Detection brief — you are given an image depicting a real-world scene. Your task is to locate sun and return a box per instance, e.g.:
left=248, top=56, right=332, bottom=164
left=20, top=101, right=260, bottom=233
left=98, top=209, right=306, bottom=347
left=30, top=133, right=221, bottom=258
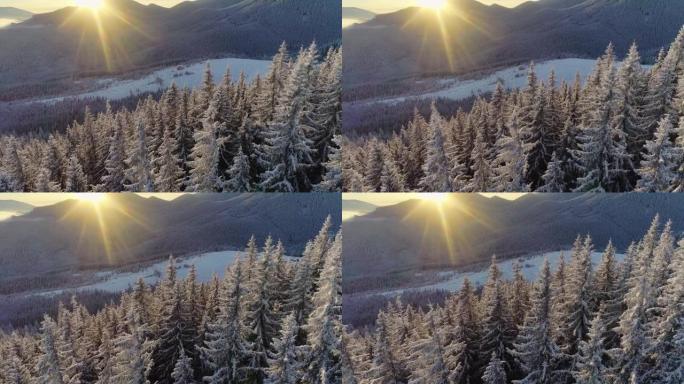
left=418, top=0, right=448, bottom=11
left=74, top=193, right=107, bottom=204
left=420, top=193, right=450, bottom=205
left=75, top=0, right=105, bottom=10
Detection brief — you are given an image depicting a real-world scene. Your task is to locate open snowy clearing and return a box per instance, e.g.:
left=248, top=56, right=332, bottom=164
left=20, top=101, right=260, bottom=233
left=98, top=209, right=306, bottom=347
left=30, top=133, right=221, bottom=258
left=381, top=249, right=625, bottom=297
left=374, top=58, right=627, bottom=106
left=39, top=56, right=272, bottom=104
left=41, top=250, right=294, bottom=296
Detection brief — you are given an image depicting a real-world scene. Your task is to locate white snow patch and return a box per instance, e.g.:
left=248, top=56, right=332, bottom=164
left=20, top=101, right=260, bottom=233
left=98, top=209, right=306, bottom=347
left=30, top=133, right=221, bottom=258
left=376, top=59, right=637, bottom=105
left=384, top=250, right=625, bottom=297
left=41, top=250, right=294, bottom=296
left=40, top=57, right=272, bottom=103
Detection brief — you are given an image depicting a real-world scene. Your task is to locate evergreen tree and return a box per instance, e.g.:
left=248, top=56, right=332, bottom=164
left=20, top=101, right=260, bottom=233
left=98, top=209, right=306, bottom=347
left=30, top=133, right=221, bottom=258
left=419, top=104, right=451, bottom=192
left=224, top=148, right=252, bottom=192
left=187, top=102, right=222, bottom=192
left=494, top=107, right=529, bottom=192
left=538, top=151, right=565, bottom=192
left=512, top=259, right=563, bottom=384
left=573, top=306, right=609, bottom=384
left=636, top=116, right=679, bottom=191
left=65, top=154, right=87, bottom=192
left=171, top=347, right=195, bottom=384
left=124, top=118, right=154, bottom=192
left=259, top=45, right=317, bottom=192
left=100, top=120, right=126, bottom=192
left=202, top=260, right=248, bottom=383
left=267, top=313, right=301, bottom=384
left=300, top=232, right=343, bottom=384
left=154, top=124, right=183, bottom=192
left=482, top=352, right=507, bottom=384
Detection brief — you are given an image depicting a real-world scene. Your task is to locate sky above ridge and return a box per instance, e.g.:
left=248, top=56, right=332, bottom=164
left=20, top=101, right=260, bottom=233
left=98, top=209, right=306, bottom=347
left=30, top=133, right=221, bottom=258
left=0, top=0, right=190, bottom=13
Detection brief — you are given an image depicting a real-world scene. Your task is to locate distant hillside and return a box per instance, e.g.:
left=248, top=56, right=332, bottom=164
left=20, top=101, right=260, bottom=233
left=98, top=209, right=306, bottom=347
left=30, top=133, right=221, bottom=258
left=343, top=199, right=378, bottom=215
left=343, top=193, right=684, bottom=282
left=0, top=200, right=33, bottom=213
left=343, top=7, right=375, bottom=21
left=0, top=0, right=340, bottom=94
left=344, top=0, right=684, bottom=85
left=0, top=7, right=33, bottom=20
left=0, top=193, right=341, bottom=279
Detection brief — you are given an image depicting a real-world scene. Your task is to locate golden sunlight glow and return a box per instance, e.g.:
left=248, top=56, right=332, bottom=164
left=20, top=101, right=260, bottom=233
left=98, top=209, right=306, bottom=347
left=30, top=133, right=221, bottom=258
left=419, top=193, right=449, bottom=204
left=74, top=193, right=107, bottom=204
left=418, top=0, right=447, bottom=10
left=75, top=0, right=105, bottom=10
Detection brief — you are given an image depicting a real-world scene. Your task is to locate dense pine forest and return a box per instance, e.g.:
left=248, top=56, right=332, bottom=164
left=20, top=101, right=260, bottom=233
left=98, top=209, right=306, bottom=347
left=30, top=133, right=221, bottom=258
left=0, top=218, right=343, bottom=384
left=0, top=43, right=342, bottom=192
left=344, top=28, right=684, bottom=193
left=344, top=215, right=684, bottom=383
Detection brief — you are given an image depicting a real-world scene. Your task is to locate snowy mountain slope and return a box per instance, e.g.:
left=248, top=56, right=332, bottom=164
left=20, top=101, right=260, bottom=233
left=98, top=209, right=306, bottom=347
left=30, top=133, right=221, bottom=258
left=0, top=0, right=340, bottom=95
left=41, top=250, right=296, bottom=295
left=380, top=250, right=625, bottom=297
left=373, top=59, right=599, bottom=105
left=344, top=0, right=684, bottom=86
left=0, top=193, right=341, bottom=279
left=343, top=193, right=684, bottom=283
left=39, top=56, right=271, bottom=103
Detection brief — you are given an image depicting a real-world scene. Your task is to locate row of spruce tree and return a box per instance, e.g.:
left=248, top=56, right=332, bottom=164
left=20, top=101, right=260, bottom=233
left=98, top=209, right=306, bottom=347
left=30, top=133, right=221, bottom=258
left=343, top=215, right=684, bottom=384
left=0, top=218, right=343, bottom=384
left=0, top=43, right=342, bottom=193
left=344, top=27, right=684, bottom=193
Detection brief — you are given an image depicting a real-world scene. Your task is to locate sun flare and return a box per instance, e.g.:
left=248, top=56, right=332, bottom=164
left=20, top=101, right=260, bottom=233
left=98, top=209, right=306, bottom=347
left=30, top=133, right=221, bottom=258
left=418, top=0, right=448, bottom=11
left=75, top=193, right=107, bottom=204
left=75, top=0, right=105, bottom=10
left=420, top=193, right=450, bottom=205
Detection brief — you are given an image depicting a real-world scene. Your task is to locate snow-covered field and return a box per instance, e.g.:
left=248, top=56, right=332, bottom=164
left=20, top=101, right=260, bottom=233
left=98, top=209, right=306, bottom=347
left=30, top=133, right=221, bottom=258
left=376, top=59, right=604, bottom=105
left=41, top=250, right=294, bottom=296
left=40, top=56, right=272, bottom=103
left=382, top=250, right=625, bottom=297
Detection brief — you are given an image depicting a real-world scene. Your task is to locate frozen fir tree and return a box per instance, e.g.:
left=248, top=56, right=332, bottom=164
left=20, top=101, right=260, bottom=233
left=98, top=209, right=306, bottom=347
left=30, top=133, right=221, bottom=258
left=124, top=118, right=154, bottom=192
left=482, top=353, right=507, bottom=384
left=419, top=104, right=451, bottom=192
left=154, top=124, right=183, bottom=192
left=99, top=120, right=126, bottom=192
left=538, top=151, right=565, bottom=192
left=259, top=44, right=317, bottom=192
left=573, top=305, right=609, bottom=384
left=65, top=154, right=87, bottom=192
left=636, top=116, right=679, bottom=192
left=512, top=259, right=563, bottom=384
left=187, top=101, right=222, bottom=192
left=494, top=107, right=529, bottom=192
left=170, top=347, right=195, bottom=384
left=224, top=148, right=252, bottom=192
left=267, top=313, right=301, bottom=384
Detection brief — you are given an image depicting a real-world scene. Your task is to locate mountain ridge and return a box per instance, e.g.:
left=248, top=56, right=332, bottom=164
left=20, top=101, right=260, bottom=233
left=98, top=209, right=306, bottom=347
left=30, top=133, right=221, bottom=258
left=0, top=0, right=340, bottom=94
left=344, top=0, right=684, bottom=86
left=0, top=193, right=341, bottom=279
left=343, top=193, right=684, bottom=282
